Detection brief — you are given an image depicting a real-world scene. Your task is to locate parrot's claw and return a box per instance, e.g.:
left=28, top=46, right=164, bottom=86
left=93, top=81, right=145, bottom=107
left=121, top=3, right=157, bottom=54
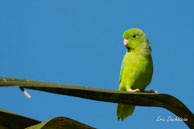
left=129, top=88, right=140, bottom=92
left=143, top=90, right=158, bottom=94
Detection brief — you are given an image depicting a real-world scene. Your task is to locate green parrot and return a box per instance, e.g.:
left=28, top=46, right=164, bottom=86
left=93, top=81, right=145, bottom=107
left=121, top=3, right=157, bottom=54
left=117, top=28, right=155, bottom=121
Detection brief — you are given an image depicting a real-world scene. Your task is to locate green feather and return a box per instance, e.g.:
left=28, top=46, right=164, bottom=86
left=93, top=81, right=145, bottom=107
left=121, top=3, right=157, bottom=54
left=117, top=28, right=153, bottom=121
left=119, top=62, right=124, bottom=84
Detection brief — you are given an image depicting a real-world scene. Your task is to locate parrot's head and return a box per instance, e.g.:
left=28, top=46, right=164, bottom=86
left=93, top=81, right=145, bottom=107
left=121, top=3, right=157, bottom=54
left=123, top=28, right=151, bottom=52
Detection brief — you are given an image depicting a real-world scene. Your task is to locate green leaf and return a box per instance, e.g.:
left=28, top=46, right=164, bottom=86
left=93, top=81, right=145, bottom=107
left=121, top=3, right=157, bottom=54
left=0, top=108, right=40, bottom=129
left=0, top=108, right=95, bottom=129
left=0, top=77, right=194, bottom=128
left=26, top=117, right=95, bottom=129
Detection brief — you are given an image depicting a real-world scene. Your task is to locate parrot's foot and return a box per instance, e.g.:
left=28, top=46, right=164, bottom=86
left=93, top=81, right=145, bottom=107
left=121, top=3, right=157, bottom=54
left=143, top=90, right=158, bottom=94
left=129, top=88, right=140, bottom=92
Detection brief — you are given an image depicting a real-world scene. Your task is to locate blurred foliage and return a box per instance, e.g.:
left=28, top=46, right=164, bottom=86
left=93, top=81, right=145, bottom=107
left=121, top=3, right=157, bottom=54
left=0, top=109, right=95, bottom=129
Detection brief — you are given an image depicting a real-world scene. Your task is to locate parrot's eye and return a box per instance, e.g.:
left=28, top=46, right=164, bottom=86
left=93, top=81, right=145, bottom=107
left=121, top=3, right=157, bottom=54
left=132, top=35, right=136, bottom=38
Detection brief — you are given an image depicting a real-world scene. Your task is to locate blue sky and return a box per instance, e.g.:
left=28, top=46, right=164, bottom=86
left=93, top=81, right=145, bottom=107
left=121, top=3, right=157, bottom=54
left=0, top=0, right=194, bottom=129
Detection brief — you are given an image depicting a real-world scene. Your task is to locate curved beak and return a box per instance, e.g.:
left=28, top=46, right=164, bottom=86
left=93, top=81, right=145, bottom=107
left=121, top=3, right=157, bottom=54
left=123, top=39, right=129, bottom=48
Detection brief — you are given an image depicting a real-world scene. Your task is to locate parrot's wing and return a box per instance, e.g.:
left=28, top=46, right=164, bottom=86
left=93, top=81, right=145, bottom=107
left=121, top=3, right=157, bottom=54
left=119, top=62, right=124, bottom=84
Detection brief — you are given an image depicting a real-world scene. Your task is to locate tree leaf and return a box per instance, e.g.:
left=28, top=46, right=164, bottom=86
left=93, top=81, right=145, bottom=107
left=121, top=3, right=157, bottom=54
left=0, top=77, right=194, bottom=128
left=0, top=108, right=40, bottom=129
left=0, top=108, right=95, bottom=129
left=26, top=117, right=95, bottom=129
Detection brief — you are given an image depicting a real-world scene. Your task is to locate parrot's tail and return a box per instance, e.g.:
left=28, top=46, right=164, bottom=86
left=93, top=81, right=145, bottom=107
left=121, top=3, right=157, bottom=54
left=117, top=104, right=135, bottom=121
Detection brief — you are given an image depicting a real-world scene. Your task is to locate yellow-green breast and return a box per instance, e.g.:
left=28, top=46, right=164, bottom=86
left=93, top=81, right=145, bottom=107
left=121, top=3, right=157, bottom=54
left=119, top=51, right=153, bottom=91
